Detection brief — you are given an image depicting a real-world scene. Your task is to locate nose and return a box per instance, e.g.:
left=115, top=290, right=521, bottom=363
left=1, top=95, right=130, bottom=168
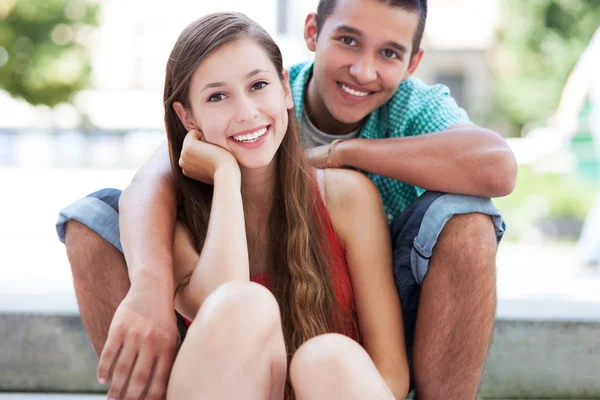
left=349, top=55, right=377, bottom=85
left=234, top=94, right=259, bottom=124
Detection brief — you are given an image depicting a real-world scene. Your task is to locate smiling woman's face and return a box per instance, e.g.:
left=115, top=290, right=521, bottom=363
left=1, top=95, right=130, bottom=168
left=174, top=39, right=294, bottom=170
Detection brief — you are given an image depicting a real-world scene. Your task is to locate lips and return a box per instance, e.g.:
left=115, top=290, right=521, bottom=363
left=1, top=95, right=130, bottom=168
left=230, top=126, right=268, bottom=143
left=230, top=125, right=269, bottom=143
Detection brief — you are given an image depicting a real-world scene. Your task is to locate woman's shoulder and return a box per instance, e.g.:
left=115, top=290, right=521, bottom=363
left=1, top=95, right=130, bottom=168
left=320, top=168, right=383, bottom=240
left=322, top=168, right=379, bottom=205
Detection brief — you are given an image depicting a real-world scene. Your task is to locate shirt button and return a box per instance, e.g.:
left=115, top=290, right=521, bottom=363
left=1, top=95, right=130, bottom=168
left=387, top=214, right=394, bottom=221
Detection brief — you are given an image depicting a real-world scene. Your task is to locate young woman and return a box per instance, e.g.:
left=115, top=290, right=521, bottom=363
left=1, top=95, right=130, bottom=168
left=163, top=12, right=409, bottom=399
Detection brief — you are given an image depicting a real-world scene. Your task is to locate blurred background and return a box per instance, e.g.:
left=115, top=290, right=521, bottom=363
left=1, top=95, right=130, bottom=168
left=1, top=0, right=599, bottom=322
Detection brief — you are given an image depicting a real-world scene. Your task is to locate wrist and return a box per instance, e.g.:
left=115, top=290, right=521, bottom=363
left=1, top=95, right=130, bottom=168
left=214, top=164, right=241, bottom=186
left=328, top=139, right=345, bottom=168
left=334, top=138, right=357, bottom=168
left=130, top=266, right=174, bottom=295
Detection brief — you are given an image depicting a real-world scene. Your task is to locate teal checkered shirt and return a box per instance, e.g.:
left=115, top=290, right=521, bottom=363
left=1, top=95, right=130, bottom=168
left=289, top=61, right=472, bottom=222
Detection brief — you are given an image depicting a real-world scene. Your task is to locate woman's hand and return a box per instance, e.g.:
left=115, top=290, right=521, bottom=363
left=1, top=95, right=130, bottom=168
left=179, top=129, right=240, bottom=184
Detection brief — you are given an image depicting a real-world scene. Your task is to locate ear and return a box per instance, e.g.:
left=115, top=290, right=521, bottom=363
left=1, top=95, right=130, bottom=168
left=282, top=69, right=294, bottom=110
left=303, top=13, right=318, bottom=52
left=173, top=101, right=197, bottom=131
left=402, top=48, right=425, bottom=81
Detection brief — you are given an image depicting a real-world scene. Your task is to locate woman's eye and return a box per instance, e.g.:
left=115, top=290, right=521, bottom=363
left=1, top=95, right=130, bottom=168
left=341, top=37, right=356, bottom=46
left=382, top=49, right=398, bottom=59
left=251, top=81, right=268, bottom=90
left=208, top=93, right=226, bottom=102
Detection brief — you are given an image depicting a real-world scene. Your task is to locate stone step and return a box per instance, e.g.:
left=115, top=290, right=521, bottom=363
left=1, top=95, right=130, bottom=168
left=1, top=313, right=599, bottom=398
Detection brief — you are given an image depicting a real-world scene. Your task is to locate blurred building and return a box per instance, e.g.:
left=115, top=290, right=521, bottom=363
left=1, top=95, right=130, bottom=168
left=0, top=0, right=500, bottom=168
left=417, top=0, right=500, bottom=122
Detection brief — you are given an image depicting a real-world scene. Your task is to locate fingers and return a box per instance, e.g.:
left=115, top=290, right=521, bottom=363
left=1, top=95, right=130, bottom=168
left=106, top=339, right=139, bottom=400
left=97, top=327, right=125, bottom=384
left=145, top=356, right=175, bottom=400
left=120, top=346, right=155, bottom=400
left=185, top=128, right=204, bottom=142
left=98, top=323, right=179, bottom=400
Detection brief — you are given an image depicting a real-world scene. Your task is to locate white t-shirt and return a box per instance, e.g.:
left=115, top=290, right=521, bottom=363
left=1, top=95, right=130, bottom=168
left=301, top=108, right=361, bottom=148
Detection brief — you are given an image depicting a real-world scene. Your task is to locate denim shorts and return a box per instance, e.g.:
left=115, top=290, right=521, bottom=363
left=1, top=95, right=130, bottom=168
left=389, top=191, right=505, bottom=373
left=57, top=188, right=505, bottom=365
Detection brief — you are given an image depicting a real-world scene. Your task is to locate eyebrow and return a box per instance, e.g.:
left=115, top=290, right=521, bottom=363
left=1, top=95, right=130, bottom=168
left=334, top=24, right=409, bottom=54
left=200, top=69, right=270, bottom=92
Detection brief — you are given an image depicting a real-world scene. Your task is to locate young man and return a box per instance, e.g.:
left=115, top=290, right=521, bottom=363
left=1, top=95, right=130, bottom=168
left=57, top=0, right=516, bottom=399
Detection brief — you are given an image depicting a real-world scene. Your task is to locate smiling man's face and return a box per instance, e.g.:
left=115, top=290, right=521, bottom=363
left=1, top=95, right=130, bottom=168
left=304, top=0, right=424, bottom=132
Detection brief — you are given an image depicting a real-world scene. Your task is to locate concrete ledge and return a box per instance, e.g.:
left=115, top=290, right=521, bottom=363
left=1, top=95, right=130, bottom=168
left=0, top=314, right=103, bottom=393
left=482, top=320, right=600, bottom=398
left=1, top=313, right=599, bottom=398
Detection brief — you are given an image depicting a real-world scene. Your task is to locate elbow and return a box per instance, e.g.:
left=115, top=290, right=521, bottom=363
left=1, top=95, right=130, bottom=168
left=482, top=146, right=518, bottom=198
left=119, top=172, right=176, bottom=211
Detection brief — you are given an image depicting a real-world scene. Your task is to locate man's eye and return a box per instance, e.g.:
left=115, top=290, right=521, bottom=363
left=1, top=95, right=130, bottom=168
left=382, top=49, right=398, bottom=59
left=341, top=37, right=356, bottom=46
left=208, top=93, right=226, bottom=102
left=251, top=81, right=269, bottom=90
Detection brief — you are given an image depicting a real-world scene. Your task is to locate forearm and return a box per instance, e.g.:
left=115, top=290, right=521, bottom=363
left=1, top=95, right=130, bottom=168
left=337, top=126, right=517, bottom=197
left=183, top=169, right=249, bottom=309
left=120, top=174, right=177, bottom=295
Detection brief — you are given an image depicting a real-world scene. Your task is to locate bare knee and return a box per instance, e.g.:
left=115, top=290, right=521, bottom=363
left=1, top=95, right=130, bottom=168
left=64, top=220, right=95, bottom=247
left=430, top=213, right=498, bottom=295
left=191, top=281, right=282, bottom=351
left=436, top=213, right=497, bottom=263
left=64, top=220, right=121, bottom=277
left=290, top=333, right=362, bottom=385
left=438, top=213, right=497, bottom=248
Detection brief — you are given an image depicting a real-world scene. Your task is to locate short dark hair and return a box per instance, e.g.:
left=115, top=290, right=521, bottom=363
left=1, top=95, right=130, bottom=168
left=315, top=0, right=427, bottom=57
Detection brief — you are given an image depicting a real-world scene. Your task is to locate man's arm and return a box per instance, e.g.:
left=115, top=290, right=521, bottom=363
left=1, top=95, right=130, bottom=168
left=119, top=141, right=177, bottom=292
left=333, top=124, right=517, bottom=198
left=98, top=141, right=181, bottom=400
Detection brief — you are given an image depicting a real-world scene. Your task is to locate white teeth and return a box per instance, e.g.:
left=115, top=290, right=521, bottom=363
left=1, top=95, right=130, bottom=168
left=232, top=127, right=268, bottom=143
left=341, top=84, right=369, bottom=97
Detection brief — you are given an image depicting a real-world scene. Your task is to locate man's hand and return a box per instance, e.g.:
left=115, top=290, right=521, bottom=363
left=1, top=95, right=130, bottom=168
left=97, top=285, right=179, bottom=400
left=305, top=141, right=344, bottom=169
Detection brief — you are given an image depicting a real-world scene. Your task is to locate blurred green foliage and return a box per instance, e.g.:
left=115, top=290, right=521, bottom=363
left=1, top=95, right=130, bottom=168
left=494, top=165, right=596, bottom=241
left=493, top=0, right=600, bottom=136
left=495, top=166, right=596, bottom=220
left=0, top=0, right=99, bottom=107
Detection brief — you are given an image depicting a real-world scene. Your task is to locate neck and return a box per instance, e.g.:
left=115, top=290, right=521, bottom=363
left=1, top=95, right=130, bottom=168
left=305, top=76, right=363, bottom=135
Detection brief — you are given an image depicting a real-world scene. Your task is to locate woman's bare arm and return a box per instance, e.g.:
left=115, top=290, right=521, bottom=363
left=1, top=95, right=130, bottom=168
left=325, top=168, right=410, bottom=400
left=171, top=137, right=250, bottom=320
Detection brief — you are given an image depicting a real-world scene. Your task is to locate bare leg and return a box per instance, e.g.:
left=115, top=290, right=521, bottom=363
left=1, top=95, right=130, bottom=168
left=64, top=220, right=130, bottom=355
left=290, top=333, right=394, bottom=400
left=413, top=213, right=497, bottom=400
left=167, top=281, right=287, bottom=400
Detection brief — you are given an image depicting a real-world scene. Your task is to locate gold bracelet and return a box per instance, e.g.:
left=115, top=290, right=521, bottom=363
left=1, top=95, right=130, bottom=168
left=327, top=139, right=344, bottom=168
